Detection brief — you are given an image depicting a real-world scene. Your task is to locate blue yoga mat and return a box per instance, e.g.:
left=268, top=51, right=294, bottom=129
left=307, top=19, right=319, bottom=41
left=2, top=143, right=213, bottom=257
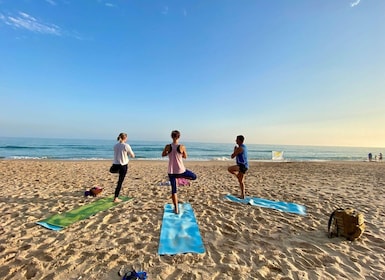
left=158, top=203, right=205, bottom=255
left=225, top=194, right=306, bottom=215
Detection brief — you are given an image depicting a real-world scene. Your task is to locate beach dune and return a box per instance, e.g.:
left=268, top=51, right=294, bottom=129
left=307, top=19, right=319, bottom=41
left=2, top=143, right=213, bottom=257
left=0, top=160, right=384, bottom=279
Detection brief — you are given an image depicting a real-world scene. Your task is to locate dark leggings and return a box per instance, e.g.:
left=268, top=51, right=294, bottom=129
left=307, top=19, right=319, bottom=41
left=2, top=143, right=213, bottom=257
left=114, top=164, right=128, bottom=198
left=169, top=169, right=197, bottom=194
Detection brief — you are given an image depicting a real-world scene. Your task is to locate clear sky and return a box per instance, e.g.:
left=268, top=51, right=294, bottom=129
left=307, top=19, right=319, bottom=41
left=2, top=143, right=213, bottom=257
left=1, top=0, right=384, bottom=147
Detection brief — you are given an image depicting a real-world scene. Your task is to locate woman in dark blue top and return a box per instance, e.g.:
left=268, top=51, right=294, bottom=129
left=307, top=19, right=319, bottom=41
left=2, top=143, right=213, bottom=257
left=228, top=135, right=248, bottom=199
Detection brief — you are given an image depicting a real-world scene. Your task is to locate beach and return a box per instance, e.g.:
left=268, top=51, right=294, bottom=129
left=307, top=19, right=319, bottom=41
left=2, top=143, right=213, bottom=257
left=0, top=160, right=384, bottom=280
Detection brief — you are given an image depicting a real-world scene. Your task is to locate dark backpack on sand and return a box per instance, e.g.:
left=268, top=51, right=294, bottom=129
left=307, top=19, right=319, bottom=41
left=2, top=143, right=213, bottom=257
left=122, top=270, right=147, bottom=280
left=328, top=208, right=365, bottom=241
left=109, top=164, right=120, bottom=173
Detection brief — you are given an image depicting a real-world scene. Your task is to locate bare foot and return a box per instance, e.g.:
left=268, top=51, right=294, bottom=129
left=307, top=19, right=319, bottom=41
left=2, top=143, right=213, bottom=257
left=113, top=197, right=122, bottom=203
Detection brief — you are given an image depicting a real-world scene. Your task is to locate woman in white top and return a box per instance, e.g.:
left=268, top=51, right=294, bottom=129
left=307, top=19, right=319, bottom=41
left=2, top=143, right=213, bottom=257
left=112, top=132, right=135, bottom=202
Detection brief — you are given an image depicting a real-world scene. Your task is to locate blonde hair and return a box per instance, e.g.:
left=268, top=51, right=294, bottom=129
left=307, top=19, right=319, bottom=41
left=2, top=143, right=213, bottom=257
left=117, top=133, right=127, bottom=141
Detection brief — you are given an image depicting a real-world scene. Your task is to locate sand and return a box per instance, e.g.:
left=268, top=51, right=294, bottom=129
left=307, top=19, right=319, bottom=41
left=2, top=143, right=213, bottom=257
left=0, top=159, right=384, bottom=280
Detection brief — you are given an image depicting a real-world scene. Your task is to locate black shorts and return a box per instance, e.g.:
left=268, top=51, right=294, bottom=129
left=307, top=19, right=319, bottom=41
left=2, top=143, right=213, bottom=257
left=239, top=164, right=248, bottom=174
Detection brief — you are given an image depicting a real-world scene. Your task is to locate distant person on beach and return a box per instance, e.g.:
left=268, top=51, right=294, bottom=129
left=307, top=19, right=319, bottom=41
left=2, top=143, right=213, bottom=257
left=368, top=153, right=373, bottom=162
left=112, top=133, right=135, bottom=202
left=379, top=153, right=383, bottom=161
left=228, top=135, right=249, bottom=199
left=162, top=130, right=197, bottom=214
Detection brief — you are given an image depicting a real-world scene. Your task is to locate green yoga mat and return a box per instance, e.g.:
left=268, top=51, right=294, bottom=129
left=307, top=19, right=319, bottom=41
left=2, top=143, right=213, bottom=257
left=37, top=196, right=132, bottom=231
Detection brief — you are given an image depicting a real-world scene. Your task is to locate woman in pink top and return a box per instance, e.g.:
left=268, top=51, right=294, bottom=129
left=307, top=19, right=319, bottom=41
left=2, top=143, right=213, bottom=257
left=162, top=130, right=197, bottom=214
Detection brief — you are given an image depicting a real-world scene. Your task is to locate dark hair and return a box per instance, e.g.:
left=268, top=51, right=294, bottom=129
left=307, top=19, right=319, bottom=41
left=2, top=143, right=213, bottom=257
left=237, top=135, right=245, bottom=142
left=171, top=130, right=180, bottom=139
left=117, top=133, right=127, bottom=141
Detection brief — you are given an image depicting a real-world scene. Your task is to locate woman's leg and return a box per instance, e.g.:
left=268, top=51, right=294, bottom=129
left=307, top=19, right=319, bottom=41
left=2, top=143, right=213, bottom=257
left=169, top=170, right=196, bottom=213
left=168, top=174, right=179, bottom=214
left=114, top=164, right=128, bottom=202
left=180, top=169, right=197, bottom=180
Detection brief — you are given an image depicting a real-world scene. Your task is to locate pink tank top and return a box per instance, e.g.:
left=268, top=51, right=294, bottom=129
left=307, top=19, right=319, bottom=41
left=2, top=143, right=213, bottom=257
left=168, top=143, right=186, bottom=174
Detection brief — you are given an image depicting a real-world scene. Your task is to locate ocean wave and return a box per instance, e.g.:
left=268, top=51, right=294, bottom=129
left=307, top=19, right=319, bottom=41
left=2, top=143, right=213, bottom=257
left=1, top=145, right=51, bottom=150
left=8, top=156, right=49, bottom=160
left=212, top=157, right=231, bottom=161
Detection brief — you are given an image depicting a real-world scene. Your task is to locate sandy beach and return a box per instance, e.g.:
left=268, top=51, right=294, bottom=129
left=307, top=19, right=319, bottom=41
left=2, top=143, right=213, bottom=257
left=0, top=159, right=384, bottom=279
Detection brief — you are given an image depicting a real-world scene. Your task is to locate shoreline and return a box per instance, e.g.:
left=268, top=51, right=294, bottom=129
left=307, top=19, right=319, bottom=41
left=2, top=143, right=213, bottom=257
left=1, top=158, right=383, bottom=163
left=0, top=160, right=384, bottom=279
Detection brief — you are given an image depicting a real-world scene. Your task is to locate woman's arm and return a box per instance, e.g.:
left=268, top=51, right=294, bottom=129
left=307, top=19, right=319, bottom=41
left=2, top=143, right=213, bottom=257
left=162, top=144, right=171, bottom=157
left=126, top=145, right=135, bottom=158
left=180, top=145, right=187, bottom=159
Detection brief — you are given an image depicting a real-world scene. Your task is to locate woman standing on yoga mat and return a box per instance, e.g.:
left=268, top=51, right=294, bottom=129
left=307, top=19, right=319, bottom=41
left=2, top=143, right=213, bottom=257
left=228, top=135, right=249, bottom=199
left=112, top=132, right=135, bottom=202
left=162, top=130, right=197, bottom=214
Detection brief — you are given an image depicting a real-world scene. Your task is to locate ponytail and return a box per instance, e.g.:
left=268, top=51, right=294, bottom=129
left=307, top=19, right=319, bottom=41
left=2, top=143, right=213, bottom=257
left=117, top=133, right=127, bottom=141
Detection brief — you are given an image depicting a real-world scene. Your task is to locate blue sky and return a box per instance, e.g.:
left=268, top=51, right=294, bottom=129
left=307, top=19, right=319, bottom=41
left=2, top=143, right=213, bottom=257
left=1, top=0, right=384, bottom=147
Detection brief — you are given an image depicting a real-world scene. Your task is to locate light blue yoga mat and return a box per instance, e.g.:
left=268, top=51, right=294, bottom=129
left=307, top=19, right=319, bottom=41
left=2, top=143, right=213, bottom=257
left=225, top=194, right=306, bottom=215
left=158, top=203, right=205, bottom=255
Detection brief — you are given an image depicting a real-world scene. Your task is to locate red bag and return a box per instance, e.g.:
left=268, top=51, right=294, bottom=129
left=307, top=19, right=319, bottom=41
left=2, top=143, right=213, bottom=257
left=85, top=186, right=103, bottom=197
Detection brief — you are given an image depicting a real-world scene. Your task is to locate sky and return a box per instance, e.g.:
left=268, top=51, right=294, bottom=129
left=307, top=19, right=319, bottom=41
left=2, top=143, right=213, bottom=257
left=0, top=0, right=384, bottom=147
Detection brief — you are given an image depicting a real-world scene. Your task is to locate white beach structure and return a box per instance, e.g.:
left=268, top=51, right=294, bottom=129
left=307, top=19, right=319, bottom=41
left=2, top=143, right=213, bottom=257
left=272, top=151, right=284, bottom=161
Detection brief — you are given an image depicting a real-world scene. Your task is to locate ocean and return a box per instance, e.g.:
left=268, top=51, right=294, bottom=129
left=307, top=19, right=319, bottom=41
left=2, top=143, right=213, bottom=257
left=0, top=137, right=383, bottom=162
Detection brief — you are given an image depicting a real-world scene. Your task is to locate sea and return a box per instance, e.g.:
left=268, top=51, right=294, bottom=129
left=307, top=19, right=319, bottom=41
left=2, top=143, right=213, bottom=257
left=0, top=137, right=383, bottom=162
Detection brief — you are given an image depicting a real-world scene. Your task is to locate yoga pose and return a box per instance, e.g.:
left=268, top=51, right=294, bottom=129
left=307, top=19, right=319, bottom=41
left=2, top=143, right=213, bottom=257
left=112, top=133, right=135, bottom=202
left=162, top=130, right=197, bottom=214
left=228, top=135, right=249, bottom=199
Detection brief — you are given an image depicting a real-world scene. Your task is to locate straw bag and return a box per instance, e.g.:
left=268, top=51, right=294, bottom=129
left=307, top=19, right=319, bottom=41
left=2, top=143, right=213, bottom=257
left=328, top=208, right=365, bottom=241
